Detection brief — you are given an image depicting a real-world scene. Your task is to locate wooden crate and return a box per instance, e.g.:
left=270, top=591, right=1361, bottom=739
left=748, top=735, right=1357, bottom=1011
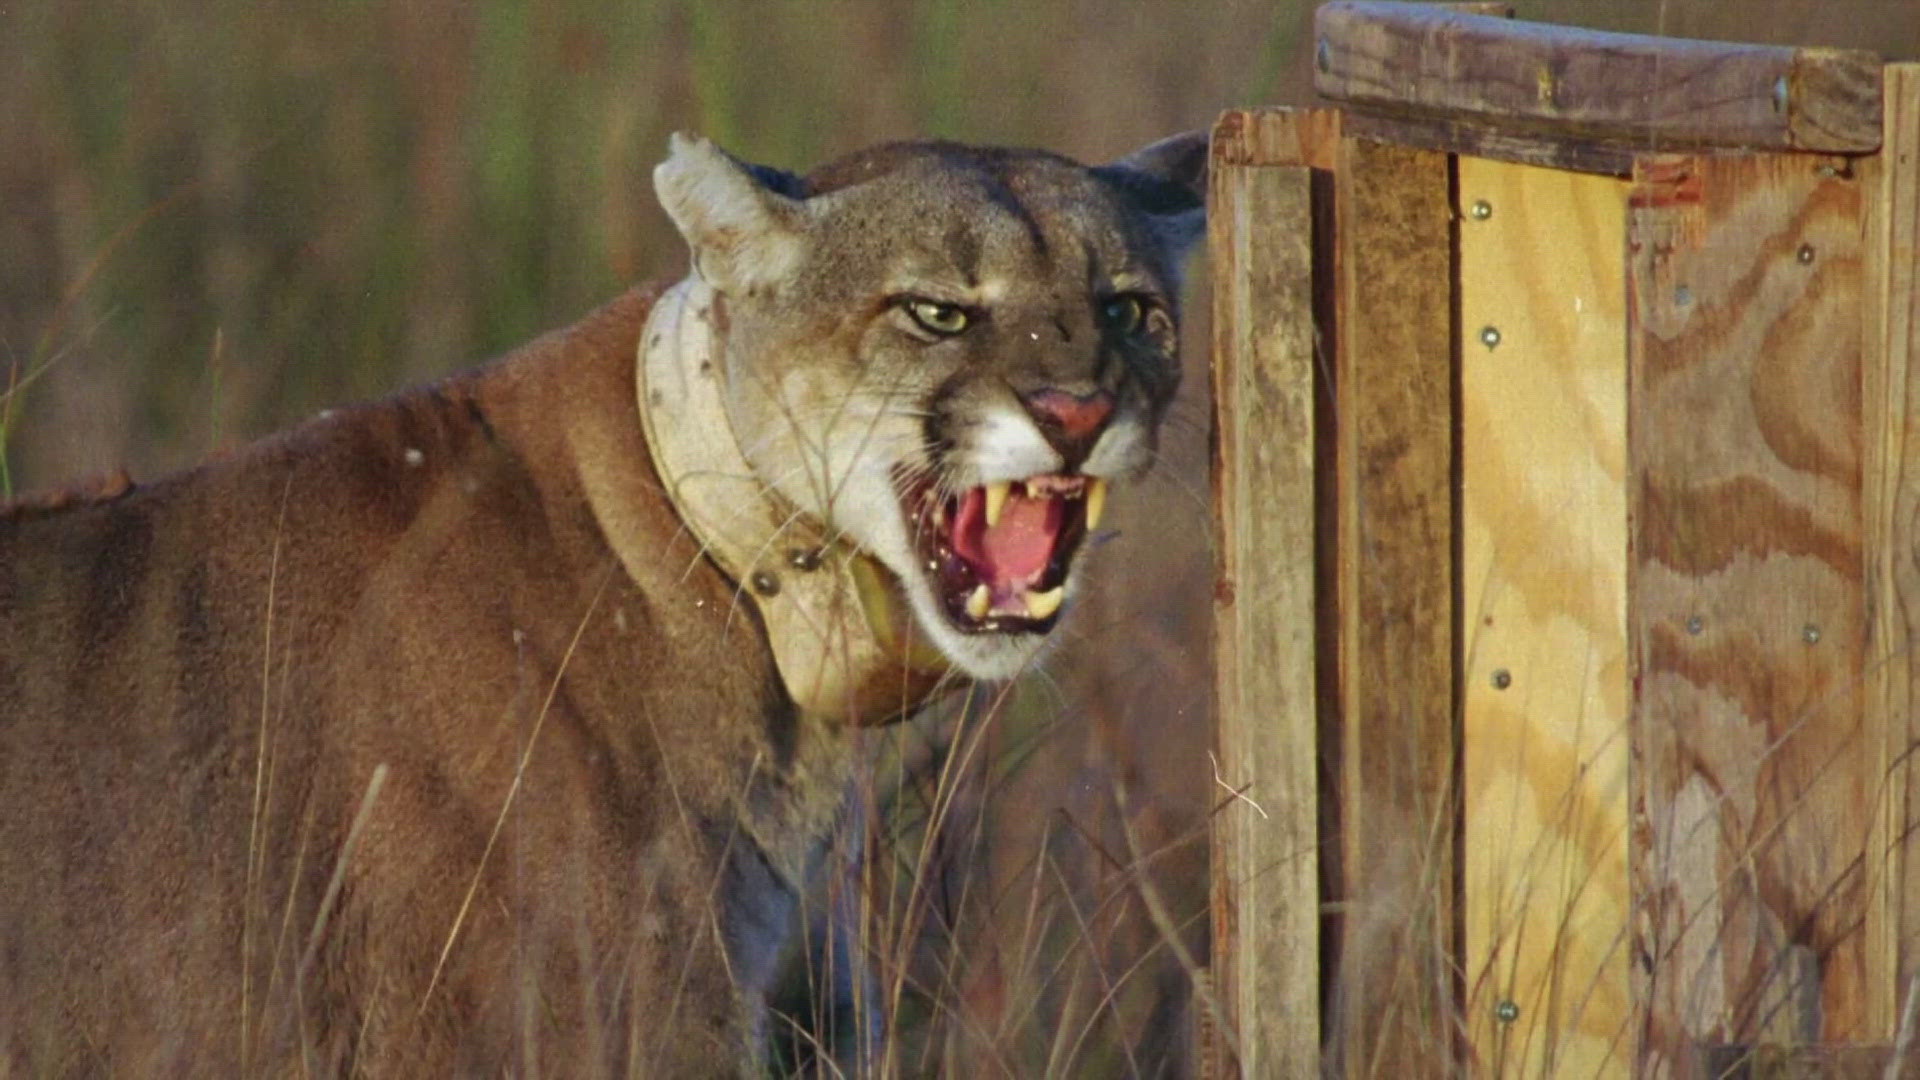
left=1207, top=3, right=1920, bottom=1076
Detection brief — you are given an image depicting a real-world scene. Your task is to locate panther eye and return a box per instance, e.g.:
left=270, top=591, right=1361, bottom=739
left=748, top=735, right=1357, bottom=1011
left=1101, top=294, right=1145, bottom=334
left=902, top=298, right=971, bottom=337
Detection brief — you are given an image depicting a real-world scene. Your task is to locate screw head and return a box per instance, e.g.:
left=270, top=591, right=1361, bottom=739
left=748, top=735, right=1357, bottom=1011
left=1803, top=623, right=1822, bottom=644
left=786, top=547, right=824, bottom=572
left=1469, top=199, right=1493, bottom=220
left=1479, top=326, right=1502, bottom=349
left=1495, top=999, right=1520, bottom=1023
left=751, top=570, right=781, bottom=597
left=1797, top=243, right=1816, bottom=264
left=1491, top=669, right=1512, bottom=690
left=1686, top=615, right=1703, bottom=635
left=1316, top=37, right=1331, bottom=72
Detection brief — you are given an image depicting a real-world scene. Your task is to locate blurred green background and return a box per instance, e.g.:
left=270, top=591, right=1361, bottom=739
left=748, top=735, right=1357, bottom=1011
left=6, top=0, right=1913, bottom=492
left=3, top=1, right=1914, bottom=1074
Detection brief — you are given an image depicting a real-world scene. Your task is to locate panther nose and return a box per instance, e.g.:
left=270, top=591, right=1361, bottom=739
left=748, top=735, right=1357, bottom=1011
left=1021, top=389, right=1115, bottom=465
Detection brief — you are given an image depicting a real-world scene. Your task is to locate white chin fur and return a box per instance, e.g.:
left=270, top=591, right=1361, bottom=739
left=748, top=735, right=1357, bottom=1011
left=900, top=568, right=1055, bottom=681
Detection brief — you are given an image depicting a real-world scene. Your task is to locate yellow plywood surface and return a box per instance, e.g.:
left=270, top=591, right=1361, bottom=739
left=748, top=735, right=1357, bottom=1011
left=1458, top=157, right=1632, bottom=1076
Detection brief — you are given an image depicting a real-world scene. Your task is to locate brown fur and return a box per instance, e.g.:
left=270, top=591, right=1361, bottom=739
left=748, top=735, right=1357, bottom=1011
left=0, top=288, right=843, bottom=1074
left=0, top=130, right=1206, bottom=1076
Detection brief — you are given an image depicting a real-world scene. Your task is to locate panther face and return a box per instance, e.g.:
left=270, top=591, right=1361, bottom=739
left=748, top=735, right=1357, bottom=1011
left=655, top=133, right=1204, bottom=679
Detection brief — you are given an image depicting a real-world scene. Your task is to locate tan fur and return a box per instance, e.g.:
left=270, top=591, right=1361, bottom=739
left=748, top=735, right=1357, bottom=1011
left=0, top=133, right=1204, bottom=1076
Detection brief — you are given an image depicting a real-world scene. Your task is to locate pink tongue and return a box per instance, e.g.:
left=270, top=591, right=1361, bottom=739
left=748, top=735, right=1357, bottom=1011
left=955, top=488, right=1061, bottom=585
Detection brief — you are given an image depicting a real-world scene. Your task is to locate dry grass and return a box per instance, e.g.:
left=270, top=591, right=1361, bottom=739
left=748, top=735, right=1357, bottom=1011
left=7, top=0, right=1920, bottom=1076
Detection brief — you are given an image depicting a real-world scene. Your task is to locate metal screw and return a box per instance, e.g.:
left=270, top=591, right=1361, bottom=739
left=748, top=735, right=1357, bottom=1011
left=1479, top=326, right=1502, bottom=350
left=1495, top=999, right=1521, bottom=1023
left=1673, top=285, right=1692, bottom=307
left=1316, top=37, right=1331, bottom=73
left=751, top=570, right=781, bottom=597
left=1773, top=75, right=1789, bottom=115
left=1469, top=199, right=1493, bottom=220
left=1492, top=669, right=1512, bottom=690
left=1803, top=623, right=1821, bottom=644
left=1686, top=615, right=1703, bottom=635
left=1797, top=243, right=1816, bottom=264
left=786, top=547, right=824, bottom=572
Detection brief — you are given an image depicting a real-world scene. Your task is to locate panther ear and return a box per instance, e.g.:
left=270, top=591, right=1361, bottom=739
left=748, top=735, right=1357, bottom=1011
left=1094, top=129, right=1209, bottom=270
left=654, top=133, right=806, bottom=295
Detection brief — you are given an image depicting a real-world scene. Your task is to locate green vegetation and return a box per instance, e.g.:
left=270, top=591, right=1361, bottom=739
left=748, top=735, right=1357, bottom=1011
left=5, top=0, right=1913, bottom=1072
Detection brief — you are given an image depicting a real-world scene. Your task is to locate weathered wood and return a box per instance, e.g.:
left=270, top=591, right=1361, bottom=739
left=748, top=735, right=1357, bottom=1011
left=1208, top=108, right=1324, bottom=1078
left=1316, top=1, right=1883, bottom=155
left=1866, top=62, right=1920, bottom=1049
left=1627, top=153, right=1874, bottom=1070
left=1325, top=135, right=1458, bottom=1077
left=1457, top=156, right=1633, bottom=1076
left=1348, top=112, right=1639, bottom=176
left=1211, top=107, right=1343, bottom=169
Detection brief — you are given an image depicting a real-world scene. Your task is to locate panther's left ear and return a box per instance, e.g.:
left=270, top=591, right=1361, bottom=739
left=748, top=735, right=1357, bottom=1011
left=1094, top=129, right=1209, bottom=267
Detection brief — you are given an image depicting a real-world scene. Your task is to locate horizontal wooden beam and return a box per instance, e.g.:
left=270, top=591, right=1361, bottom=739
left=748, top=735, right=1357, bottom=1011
left=1315, top=1, right=1882, bottom=157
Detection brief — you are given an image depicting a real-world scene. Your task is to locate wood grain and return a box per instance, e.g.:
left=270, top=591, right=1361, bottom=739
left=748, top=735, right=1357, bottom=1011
left=1627, top=152, right=1874, bottom=1071
left=1315, top=1, right=1883, bottom=155
left=1457, top=156, right=1633, bottom=1077
left=1211, top=107, right=1343, bottom=170
left=1866, top=62, right=1920, bottom=1048
left=1328, top=135, right=1459, bottom=1077
left=1347, top=112, right=1640, bottom=176
left=1208, top=109, right=1324, bottom=1078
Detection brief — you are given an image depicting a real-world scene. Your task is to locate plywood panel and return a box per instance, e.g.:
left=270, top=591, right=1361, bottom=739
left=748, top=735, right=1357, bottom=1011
left=1627, top=153, right=1872, bottom=1071
left=1330, top=136, right=1459, bottom=1077
left=1208, top=110, right=1324, bottom=1078
left=1458, top=156, right=1633, bottom=1076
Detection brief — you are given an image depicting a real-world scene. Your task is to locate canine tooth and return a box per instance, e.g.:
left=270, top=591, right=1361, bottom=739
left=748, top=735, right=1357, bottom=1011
left=1085, top=478, right=1108, bottom=530
left=1025, top=585, right=1064, bottom=620
left=984, top=481, right=1011, bottom=528
left=965, top=584, right=991, bottom=621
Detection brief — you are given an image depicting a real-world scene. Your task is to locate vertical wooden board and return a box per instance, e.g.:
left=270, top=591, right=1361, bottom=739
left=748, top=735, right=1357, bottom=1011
left=1457, top=157, right=1632, bottom=1076
left=1867, top=64, right=1920, bottom=1040
left=1212, top=107, right=1343, bottom=171
left=1329, top=136, right=1459, bottom=1077
left=1628, top=153, right=1872, bottom=1070
left=1208, top=113, right=1322, bottom=1077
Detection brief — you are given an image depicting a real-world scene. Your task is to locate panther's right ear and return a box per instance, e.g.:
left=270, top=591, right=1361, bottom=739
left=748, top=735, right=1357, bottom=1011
left=654, top=133, right=806, bottom=295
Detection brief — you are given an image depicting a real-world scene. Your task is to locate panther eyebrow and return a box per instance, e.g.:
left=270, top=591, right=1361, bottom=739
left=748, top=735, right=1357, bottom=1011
left=976, top=172, right=1050, bottom=261
left=943, top=222, right=981, bottom=286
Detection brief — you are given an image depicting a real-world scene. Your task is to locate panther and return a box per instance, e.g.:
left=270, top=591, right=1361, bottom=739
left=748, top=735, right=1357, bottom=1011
left=0, top=129, right=1205, bottom=1075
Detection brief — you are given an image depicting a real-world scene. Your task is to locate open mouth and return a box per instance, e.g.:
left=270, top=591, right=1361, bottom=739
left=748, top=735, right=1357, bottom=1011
left=902, top=473, right=1106, bottom=634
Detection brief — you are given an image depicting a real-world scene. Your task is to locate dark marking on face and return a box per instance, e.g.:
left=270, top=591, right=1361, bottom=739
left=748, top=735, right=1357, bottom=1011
left=942, top=223, right=982, bottom=289
left=981, top=179, right=1050, bottom=262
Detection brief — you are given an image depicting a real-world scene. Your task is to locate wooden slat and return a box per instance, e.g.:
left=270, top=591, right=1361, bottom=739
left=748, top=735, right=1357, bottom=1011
left=1867, top=62, right=1920, bottom=1051
left=1315, top=1, right=1883, bottom=156
left=1327, top=135, right=1458, bottom=1076
left=1627, top=152, right=1875, bottom=1067
left=1457, top=156, right=1632, bottom=1076
left=1210, top=107, right=1342, bottom=169
left=1208, top=108, right=1325, bottom=1078
left=1345, top=112, right=1640, bottom=176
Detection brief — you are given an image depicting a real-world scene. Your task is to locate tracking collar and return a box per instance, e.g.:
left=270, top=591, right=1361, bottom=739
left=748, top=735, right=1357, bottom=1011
left=636, top=278, right=950, bottom=726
